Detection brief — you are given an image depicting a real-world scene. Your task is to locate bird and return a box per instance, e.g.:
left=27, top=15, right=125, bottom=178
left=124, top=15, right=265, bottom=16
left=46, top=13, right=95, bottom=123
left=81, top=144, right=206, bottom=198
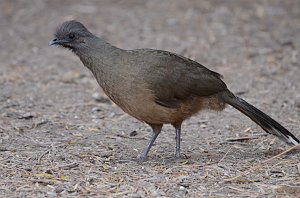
left=49, top=20, right=299, bottom=161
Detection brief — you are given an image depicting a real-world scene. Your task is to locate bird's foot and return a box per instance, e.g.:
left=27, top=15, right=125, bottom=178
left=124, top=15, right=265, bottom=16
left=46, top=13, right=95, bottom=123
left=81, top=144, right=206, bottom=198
left=175, top=156, right=183, bottom=163
left=162, top=155, right=188, bottom=164
left=136, top=154, right=148, bottom=162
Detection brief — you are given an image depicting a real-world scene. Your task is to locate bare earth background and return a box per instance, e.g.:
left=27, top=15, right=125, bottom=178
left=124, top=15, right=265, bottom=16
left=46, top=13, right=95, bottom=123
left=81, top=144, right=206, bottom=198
left=1, top=0, right=300, bottom=197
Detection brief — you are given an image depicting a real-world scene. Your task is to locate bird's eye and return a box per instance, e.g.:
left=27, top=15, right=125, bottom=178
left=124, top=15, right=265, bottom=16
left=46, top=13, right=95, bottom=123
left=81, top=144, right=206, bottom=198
left=68, top=33, right=75, bottom=39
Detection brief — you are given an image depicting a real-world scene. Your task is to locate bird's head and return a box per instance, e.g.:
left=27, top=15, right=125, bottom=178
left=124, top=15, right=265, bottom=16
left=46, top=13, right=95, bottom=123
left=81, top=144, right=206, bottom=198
left=49, top=20, right=94, bottom=51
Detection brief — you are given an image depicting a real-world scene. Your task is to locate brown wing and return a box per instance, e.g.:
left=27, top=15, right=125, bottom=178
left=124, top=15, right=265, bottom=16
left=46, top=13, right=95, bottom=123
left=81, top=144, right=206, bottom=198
left=136, top=49, right=227, bottom=108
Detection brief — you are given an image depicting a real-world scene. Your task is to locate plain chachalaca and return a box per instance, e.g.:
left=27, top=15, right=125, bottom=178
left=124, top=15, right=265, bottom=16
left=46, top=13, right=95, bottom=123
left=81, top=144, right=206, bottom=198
left=49, top=21, right=299, bottom=161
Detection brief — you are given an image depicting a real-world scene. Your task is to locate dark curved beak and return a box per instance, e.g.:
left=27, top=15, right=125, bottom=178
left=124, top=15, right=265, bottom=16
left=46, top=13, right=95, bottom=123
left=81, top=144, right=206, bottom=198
left=48, top=38, right=69, bottom=46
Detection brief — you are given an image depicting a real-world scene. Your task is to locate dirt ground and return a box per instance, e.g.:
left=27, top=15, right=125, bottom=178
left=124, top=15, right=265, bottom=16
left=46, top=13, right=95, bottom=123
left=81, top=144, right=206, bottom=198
left=1, top=0, right=300, bottom=197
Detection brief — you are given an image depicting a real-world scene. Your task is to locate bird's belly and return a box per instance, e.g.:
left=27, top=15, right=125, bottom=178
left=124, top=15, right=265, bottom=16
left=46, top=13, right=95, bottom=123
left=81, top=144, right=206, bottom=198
left=108, top=87, right=174, bottom=124
left=109, top=86, right=226, bottom=125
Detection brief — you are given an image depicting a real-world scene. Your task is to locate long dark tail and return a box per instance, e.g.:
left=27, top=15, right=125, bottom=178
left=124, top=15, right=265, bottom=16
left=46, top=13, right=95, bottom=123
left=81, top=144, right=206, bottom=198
left=222, top=91, right=299, bottom=145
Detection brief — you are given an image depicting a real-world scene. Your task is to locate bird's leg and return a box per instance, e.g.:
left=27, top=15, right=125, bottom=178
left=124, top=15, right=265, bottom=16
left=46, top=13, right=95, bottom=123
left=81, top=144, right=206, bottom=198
left=175, top=125, right=181, bottom=160
left=138, top=124, right=162, bottom=161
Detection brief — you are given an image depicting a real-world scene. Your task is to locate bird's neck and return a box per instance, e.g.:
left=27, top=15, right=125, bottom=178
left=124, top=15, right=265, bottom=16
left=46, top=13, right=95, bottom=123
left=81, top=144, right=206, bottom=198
left=75, top=37, right=117, bottom=58
left=74, top=37, right=126, bottom=95
left=74, top=37, right=124, bottom=69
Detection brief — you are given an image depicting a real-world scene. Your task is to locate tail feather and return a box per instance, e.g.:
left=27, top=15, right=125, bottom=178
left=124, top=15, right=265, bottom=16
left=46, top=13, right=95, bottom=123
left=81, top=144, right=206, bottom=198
left=222, top=91, right=299, bottom=145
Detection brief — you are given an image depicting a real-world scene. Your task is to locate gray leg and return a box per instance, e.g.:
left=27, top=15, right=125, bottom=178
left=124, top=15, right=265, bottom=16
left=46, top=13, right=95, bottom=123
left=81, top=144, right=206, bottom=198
left=175, top=126, right=181, bottom=159
left=138, top=124, right=162, bottom=161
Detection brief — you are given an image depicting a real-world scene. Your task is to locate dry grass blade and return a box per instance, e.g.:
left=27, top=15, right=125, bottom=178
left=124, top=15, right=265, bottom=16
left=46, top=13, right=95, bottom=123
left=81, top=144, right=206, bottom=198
left=227, top=186, right=259, bottom=194
left=58, top=162, right=79, bottom=170
left=38, top=149, right=51, bottom=162
left=218, top=147, right=232, bottom=163
left=226, top=136, right=259, bottom=142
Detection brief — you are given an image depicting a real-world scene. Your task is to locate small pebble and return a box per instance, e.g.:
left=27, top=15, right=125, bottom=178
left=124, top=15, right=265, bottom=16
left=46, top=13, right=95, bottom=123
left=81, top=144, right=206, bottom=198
left=294, top=98, right=300, bottom=109
left=128, top=193, right=141, bottom=198
left=55, top=187, right=65, bottom=194
left=91, top=106, right=101, bottom=112
left=92, top=93, right=111, bottom=103
left=19, top=112, right=35, bottom=119
left=130, top=130, right=138, bottom=136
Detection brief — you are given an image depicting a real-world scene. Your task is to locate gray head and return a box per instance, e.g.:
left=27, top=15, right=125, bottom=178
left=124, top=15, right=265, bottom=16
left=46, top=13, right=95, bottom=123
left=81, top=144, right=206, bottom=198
left=49, top=20, right=94, bottom=51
